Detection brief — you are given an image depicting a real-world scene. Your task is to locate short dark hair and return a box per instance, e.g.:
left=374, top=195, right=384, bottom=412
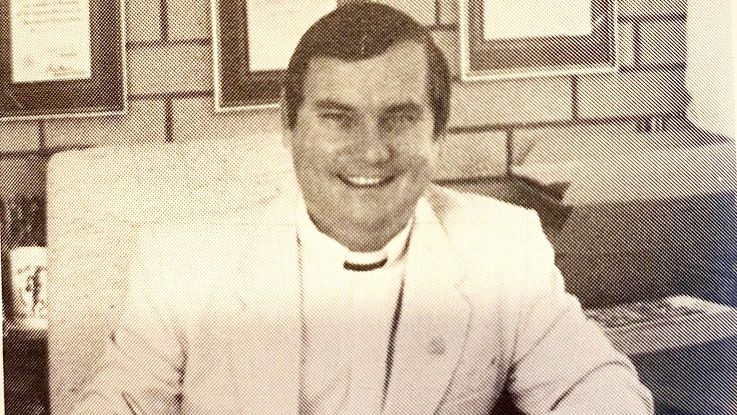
left=283, top=2, right=451, bottom=137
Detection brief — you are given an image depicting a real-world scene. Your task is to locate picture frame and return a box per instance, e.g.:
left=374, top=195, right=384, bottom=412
left=0, top=0, right=127, bottom=121
left=210, top=0, right=337, bottom=112
left=460, top=0, right=619, bottom=81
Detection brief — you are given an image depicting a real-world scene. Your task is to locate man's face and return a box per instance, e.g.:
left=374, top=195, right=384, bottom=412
left=283, top=41, right=440, bottom=252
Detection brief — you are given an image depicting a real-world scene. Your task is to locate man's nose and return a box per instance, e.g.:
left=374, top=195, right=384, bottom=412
left=353, top=123, right=391, bottom=163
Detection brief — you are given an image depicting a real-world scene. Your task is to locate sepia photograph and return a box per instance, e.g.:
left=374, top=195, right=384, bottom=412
left=0, top=0, right=735, bottom=414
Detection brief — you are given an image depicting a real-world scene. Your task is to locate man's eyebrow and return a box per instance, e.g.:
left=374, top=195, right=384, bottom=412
left=313, top=100, right=355, bottom=112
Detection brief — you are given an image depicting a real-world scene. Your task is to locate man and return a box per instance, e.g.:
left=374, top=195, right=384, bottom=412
left=73, top=3, right=653, bottom=414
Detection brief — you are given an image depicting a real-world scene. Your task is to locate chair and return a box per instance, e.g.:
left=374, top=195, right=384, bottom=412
left=46, top=137, right=293, bottom=414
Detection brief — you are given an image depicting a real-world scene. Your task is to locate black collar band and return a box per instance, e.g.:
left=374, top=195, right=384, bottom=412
left=343, top=257, right=388, bottom=272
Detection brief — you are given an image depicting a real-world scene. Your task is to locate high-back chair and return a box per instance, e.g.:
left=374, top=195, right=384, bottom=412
left=46, top=136, right=294, bottom=414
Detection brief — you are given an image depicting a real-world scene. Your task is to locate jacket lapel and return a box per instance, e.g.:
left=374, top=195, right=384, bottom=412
left=219, top=187, right=472, bottom=415
left=383, top=197, right=472, bottom=415
left=226, top=184, right=303, bottom=415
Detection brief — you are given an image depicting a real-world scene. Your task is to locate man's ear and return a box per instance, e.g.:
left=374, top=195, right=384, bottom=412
left=279, top=95, right=292, bottom=149
left=432, top=132, right=445, bottom=160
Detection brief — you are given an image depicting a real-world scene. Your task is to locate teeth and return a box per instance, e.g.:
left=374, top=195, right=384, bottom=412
left=344, top=176, right=387, bottom=186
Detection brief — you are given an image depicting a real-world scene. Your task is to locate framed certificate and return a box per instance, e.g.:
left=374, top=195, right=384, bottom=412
left=460, top=0, right=618, bottom=81
left=211, top=0, right=337, bottom=111
left=0, top=0, right=126, bottom=121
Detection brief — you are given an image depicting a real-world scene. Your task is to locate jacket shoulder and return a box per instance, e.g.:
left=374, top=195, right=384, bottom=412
left=425, top=185, right=557, bottom=288
left=426, top=185, right=542, bottom=235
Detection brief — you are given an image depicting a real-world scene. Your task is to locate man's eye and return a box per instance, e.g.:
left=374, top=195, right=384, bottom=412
left=319, top=112, right=353, bottom=128
left=383, top=112, right=419, bottom=131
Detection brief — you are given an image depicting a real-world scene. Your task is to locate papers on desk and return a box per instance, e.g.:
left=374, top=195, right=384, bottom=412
left=483, top=0, right=592, bottom=40
left=586, top=296, right=737, bottom=355
left=11, top=0, right=93, bottom=83
left=246, top=0, right=336, bottom=72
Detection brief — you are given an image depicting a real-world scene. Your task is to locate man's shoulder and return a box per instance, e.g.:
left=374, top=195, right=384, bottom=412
left=426, top=184, right=539, bottom=231
left=424, top=185, right=553, bottom=278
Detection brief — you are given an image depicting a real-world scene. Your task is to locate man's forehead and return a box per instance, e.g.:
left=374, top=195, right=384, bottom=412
left=301, top=41, right=430, bottom=107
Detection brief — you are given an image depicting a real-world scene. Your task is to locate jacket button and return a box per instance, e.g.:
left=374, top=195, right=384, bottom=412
left=427, top=337, right=446, bottom=355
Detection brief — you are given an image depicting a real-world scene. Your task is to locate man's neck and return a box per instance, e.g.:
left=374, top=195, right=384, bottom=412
left=296, top=197, right=414, bottom=261
left=308, top=214, right=408, bottom=253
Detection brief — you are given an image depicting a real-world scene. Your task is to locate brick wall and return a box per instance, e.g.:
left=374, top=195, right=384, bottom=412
left=0, top=0, right=689, bottom=198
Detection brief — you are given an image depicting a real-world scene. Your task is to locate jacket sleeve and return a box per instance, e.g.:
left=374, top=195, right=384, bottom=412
left=71, top=226, right=186, bottom=415
left=506, top=211, right=654, bottom=415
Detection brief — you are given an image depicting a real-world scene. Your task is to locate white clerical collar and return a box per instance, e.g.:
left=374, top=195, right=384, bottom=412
left=296, top=196, right=413, bottom=269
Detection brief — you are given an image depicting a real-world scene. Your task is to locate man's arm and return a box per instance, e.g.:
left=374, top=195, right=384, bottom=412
left=506, top=213, right=654, bottom=415
left=71, top=227, right=185, bottom=415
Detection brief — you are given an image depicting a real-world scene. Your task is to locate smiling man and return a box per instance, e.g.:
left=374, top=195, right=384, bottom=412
left=71, top=3, right=653, bottom=415
left=284, top=30, right=438, bottom=254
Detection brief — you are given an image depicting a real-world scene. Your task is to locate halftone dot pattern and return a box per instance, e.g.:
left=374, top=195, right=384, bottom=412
left=0, top=0, right=734, bottom=414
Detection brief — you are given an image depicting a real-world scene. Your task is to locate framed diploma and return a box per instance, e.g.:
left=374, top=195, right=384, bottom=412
left=460, top=0, right=618, bottom=81
left=0, top=0, right=126, bottom=121
left=211, top=0, right=337, bottom=111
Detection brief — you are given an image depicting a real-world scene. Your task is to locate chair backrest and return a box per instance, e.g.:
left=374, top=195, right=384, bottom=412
left=46, top=137, right=294, bottom=414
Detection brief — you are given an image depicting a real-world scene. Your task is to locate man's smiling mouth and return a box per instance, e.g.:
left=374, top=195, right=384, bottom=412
left=338, top=175, right=395, bottom=188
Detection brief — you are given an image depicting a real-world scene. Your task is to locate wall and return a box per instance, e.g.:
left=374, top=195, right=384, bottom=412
left=0, top=0, right=690, bottom=200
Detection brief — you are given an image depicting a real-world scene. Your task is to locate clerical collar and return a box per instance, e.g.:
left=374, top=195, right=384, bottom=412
left=296, top=196, right=413, bottom=270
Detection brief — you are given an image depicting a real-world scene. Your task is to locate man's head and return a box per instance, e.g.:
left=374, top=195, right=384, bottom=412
left=281, top=3, right=451, bottom=252
left=283, top=2, right=451, bottom=136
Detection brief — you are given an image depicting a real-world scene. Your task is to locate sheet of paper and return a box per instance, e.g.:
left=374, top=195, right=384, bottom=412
left=483, top=0, right=592, bottom=40
left=10, top=0, right=92, bottom=83
left=246, top=0, right=336, bottom=72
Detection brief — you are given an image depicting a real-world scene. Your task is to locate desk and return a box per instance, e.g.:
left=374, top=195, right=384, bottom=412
left=633, top=336, right=737, bottom=415
left=594, top=296, right=737, bottom=415
left=6, top=311, right=734, bottom=415
left=3, top=326, right=49, bottom=415
left=31, top=176, right=737, bottom=414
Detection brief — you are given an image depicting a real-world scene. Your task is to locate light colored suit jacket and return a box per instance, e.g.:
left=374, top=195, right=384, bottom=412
left=72, top=184, right=653, bottom=415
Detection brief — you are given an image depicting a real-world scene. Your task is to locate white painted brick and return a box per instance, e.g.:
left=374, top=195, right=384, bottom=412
left=128, top=44, right=213, bottom=95
left=45, top=100, right=166, bottom=148
left=377, top=0, right=435, bottom=26
left=431, top=29, right=459, bottom=78
left=577, top=70, right=687, bottom=119
left=125, top=0, right=161, bottom=42
left=172, top=97, right=282, bottom=143
left=438, top=0, right=458, bottom=25
left=434, top=130, right=507, bottom=179
left=639, top=19, right=687, bottom=66
left=619, top=0, right=686, bottom=18
left=618, top=22, right=636, bottom=67
left=0, top=121, right=40, bottom=153
left=168, top=0, right=211, bottom=41
left=449, top=77, right=573, bottom=128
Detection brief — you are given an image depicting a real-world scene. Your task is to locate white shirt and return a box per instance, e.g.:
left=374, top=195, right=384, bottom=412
left=296, top=199, right=412, bottom=415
